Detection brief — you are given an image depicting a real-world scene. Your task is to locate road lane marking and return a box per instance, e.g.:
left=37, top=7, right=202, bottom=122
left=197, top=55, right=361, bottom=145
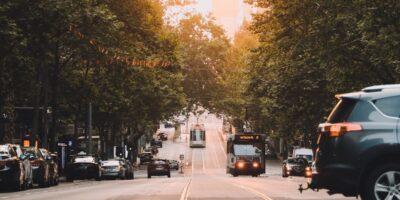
left=226, top=180, right=273, bottom=200
left=180, top=178, right=192, bottom=200
left=191, top=150, right=194, bottom=175
left=202, top=150, right=206, bottom=174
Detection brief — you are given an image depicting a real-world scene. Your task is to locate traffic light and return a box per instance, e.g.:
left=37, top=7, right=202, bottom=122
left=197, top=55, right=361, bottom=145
left=23, top=134, right=30, bottom=147
left=115, top=146, right=123, bottom=157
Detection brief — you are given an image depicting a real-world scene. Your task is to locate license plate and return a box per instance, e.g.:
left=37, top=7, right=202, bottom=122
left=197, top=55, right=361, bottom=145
left=156, top=167, right=164, bottom=170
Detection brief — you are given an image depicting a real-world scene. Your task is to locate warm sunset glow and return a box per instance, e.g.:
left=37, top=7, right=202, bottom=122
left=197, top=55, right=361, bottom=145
left=165, top=0, right=257, bottom=39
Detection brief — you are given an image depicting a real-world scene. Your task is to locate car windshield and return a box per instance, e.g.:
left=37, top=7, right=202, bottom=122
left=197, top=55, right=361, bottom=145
left=0, top=145, right=10, bottom=160
left=24, top=149, right=38, bottom=159
left=152, top=160, right=166, bottom=164
left=327, top=98, right=357, bottom=123
left=296, top=155, right=312, bottom=162
left=288, top=158, right=307, bottom=165
left=74, top=156, right=95, bottom=163
left=0, top=145, right=9, bottom=156
left=102, top=160, right=120, bottom=166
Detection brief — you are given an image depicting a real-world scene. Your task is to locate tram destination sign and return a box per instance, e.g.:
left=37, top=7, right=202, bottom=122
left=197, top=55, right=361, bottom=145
left=234, top=134, right=263, bottom=142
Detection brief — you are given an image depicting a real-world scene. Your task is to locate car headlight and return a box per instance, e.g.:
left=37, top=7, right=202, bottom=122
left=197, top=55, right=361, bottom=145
left=285, top=165, right=292, bottom=170
left=305, top=166, right=311, bottom=171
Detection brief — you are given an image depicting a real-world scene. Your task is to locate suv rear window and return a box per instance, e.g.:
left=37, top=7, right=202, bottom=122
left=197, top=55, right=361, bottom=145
left=327, top=98, right=357, bottom=123
left=374, top=96, right=400, bottom=118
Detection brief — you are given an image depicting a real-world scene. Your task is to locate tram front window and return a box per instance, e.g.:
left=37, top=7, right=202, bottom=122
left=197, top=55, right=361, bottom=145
left=192, top=130, right=202, bottom=141
left=233, top=144, right=261, bottom=156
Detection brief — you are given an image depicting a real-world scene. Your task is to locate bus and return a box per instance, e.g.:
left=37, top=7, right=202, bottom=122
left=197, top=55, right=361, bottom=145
left=189, top=124, right=206, bottom=148
left=227, top=134, right=265, bottom=177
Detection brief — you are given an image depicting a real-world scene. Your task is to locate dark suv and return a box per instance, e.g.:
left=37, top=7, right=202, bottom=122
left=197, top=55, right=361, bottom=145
left=309, top=84, right=400, bottom=200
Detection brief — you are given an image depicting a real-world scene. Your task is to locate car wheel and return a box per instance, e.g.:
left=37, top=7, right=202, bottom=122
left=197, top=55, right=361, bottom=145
left=168, top=173, right=171, bottom=178
left=361, top=163, right=400, bottom=200
left=282, top=169, right=288, bottom=178
left=95, top=173, right=101, bottom=181
left=66, top=176, right=74, bottom=182
left=54, top=176, right=59, bottom=185
left=13, top=171, right=23, bottom=191
left=38, top=168, right=48, bottom=188
left=232, top=170, right=238, bottom=177
left=147, top=174, right=151, bottom=179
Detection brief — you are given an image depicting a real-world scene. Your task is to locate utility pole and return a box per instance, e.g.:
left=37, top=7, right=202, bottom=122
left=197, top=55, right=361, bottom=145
left=88, top=102, right=92, bottom=155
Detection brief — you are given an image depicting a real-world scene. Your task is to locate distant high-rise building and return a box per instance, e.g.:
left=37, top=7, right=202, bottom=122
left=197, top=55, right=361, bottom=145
left=166, top=0, right=197, bottom=6
left=211, top=0, right=257, bottom=38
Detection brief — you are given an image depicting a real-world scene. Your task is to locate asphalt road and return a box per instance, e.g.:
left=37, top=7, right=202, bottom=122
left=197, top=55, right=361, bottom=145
left=0, top=114, right=357, bottom=200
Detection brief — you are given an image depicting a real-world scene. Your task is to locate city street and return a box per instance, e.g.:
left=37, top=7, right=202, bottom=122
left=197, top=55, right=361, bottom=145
left=0, top=115, right=356, bottom=200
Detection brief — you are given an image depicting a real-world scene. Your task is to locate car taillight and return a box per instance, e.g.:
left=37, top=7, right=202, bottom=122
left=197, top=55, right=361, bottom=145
left=30, top=160, right=41, bottom=167
left=322, top=123, right=362, bottom=137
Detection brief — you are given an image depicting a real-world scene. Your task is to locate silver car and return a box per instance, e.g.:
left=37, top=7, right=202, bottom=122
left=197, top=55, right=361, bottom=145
left=100, top=160, right=126, bottom=180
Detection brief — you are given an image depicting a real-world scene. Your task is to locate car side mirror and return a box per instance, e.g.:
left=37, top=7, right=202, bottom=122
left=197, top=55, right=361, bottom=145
left=19, top=155, right=27, bottom=160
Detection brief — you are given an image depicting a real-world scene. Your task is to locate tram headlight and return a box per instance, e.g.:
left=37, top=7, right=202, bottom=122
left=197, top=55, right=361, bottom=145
left=236, top=161, right=245, bottom=169
left=252, top=162, right=259, bottom=168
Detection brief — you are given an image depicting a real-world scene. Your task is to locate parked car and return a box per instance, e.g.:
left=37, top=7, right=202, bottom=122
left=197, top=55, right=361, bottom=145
left=65, top=155, right=101, bottom=182
left=11, top=144, right=33, bottom=189
left=151, top=146, right=158, bottom=155
left=151, top=139, right=162, bottom=148
left=139, top=152, right=153, bottom=165
left=164, top=122, right=174, bottom=128
left=0, top=144, right=26, bottom=190
left=147, top=159, right=170, bottom=178
left=39, top=148, right=58, bottom=185
left=101, top=160, right=126, bottom=179
left=282, top=157, right=311, bottom=178
left=265, top=148, right=277, bottom=160
left=309, top=84, right=400, bottom=199
left=23, top=147, right=50, bottom=187
left=119, top=158, right=134, bottom=179
left=159, top=133, right=168, bottom=141
left=168, top=160, right=179, bottom=170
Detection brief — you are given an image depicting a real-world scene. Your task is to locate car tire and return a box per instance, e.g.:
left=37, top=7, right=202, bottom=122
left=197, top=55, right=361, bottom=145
left=361, top=163, right=400, bottom=200
left=13, top=171, right=22, bottom=191
left=168, top=173, right=171, bottom=178
left=282, top=169, right=288, bottom=178
left=95, top=173, right=101, bottom=181
left=148, top=174, right=151, bottom=179
left=232, top=171, right=238, bottom=177
left=66, top=176, right=73, bottom=182
left=38, top=168, right=48, bottom=188
left=54, top=176, right=59, bottom=185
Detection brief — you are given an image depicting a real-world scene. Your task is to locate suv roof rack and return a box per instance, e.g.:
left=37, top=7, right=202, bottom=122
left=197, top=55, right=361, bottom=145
left=362, top=84, right=400, bottom=92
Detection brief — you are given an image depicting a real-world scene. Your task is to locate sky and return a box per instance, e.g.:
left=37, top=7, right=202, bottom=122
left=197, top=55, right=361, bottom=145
left=165, top=0, right=257, bottom=39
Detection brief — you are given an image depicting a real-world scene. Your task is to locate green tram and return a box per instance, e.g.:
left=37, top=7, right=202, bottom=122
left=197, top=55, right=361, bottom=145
left=227, top=134, right=265, bottom=177
left=189, top=124, right=206, bottom=148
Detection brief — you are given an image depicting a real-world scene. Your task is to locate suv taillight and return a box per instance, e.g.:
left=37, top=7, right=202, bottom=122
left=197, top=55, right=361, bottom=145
left=321, top=123, right=363, bottom=137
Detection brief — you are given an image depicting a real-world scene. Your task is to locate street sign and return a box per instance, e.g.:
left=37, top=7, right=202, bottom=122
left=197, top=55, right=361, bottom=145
left=179, top=154, right=184, bottom=161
